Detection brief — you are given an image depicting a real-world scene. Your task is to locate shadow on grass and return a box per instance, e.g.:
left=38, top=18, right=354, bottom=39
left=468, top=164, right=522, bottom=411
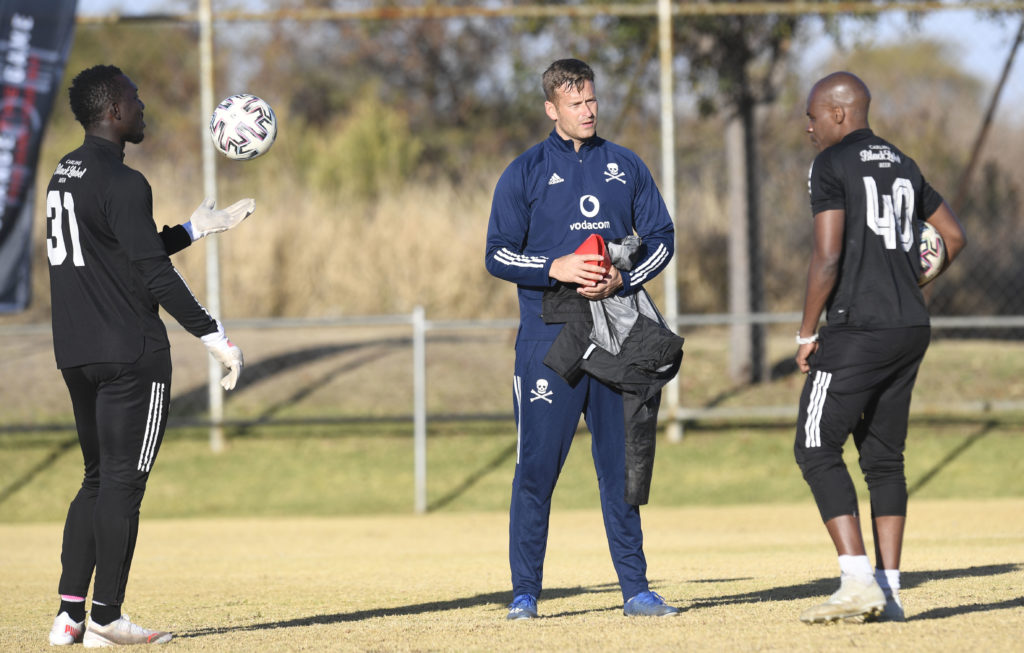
left=0, top=334, right=509, bottom=508
left=168, top=339, right=410, bottom=419
left=907, top=421, right=995, bottom=497
left=0, top=435, right=78, bottom=506
left=177, top=564, right=1022, bottom=639
left=169, top=332, right=499, bottom=426
left=694, top=354, right=801, bottom=414
left=176, top=582, right=622, bottom=638
left=0, top=341, right=406, bottom=508
left=428, top=440, right=517, bottom=511
left=912, top=596, right=1024, bottom=619
left=229, top=346, right=400, bottom=437
left=687, top=563, right=1023, bottom=621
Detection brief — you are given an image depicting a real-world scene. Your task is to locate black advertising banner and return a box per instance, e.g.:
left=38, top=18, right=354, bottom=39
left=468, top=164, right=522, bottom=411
left=0, top=0, right=77, bottom=312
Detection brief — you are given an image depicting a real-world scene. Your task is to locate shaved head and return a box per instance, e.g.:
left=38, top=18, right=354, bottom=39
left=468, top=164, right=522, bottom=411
left=805, top=71, right=871, bottom=151
left=810, top=72, right=871, bottom=122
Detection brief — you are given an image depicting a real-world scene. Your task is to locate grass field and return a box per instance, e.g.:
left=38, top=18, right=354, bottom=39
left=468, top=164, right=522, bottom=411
left=2, top=501, right=1022, bottom=651
left=2, top=424, right=1023, bottom=522
left=2, top=426, right=1023, bottom=651
left=2, top=331, right=1022, bottom=650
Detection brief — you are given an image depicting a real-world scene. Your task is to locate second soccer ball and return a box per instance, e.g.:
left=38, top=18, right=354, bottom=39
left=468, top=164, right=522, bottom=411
left=918, top=221, right=946, bottom=287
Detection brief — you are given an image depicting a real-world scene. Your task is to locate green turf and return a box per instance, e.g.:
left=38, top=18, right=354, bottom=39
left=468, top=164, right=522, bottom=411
left=2, top=421, right=1021, bottom=523
left=3, top=332, right=1022, bottom=525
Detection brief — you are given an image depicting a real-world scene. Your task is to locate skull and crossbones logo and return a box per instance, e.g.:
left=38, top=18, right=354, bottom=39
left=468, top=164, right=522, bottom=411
left=529, top=378, right=554, bottom=403
left=604, top=162, right=626, bottom=184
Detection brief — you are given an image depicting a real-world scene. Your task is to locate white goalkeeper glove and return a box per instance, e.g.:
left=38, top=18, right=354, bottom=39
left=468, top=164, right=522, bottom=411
left=188, top=197, right=256, bottom=240
left=201, top=325, right=244, bottom=390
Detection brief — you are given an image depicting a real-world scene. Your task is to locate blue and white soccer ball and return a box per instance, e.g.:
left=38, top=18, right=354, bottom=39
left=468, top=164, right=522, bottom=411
left=209, top=94, right=277, bottom=160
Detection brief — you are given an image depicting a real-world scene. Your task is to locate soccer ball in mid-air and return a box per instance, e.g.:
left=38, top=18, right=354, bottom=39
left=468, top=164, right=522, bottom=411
left=918, top=221, right=946, bottom=287
left=209, top=94, right=277, bottom=160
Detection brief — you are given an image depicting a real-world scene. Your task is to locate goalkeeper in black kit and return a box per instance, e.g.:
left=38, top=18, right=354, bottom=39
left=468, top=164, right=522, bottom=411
left=45, top=65, right=254, bottom=647
left=793, top=71, right=966, bottom=624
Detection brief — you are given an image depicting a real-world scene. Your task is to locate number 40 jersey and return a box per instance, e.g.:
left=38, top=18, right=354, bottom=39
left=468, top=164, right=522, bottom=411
left=807, top=128, right=945, bottom=329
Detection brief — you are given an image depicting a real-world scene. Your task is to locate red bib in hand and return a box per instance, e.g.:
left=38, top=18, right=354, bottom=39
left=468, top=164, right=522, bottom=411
left=575, top=233, right=610, bottom=272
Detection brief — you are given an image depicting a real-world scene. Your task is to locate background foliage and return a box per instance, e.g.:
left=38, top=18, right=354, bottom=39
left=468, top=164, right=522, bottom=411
left=5, top=3, right=1022, bottom=324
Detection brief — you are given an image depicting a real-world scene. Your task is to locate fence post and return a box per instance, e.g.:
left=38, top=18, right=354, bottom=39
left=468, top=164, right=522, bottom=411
left=413, top=305, right=427, bottom=513
left=657, top=0, right=683, bottom=443
left=198, top=0, right=225, bottom=453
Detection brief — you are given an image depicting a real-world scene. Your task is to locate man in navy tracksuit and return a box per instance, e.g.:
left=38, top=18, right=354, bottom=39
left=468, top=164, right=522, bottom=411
left=485, top=58, right=678, bottom=620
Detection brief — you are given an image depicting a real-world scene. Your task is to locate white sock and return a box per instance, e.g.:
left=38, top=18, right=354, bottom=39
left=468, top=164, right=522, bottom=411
left=876, top=568, right=902, bottom=602
left=838, top=554, right=874, bottom=583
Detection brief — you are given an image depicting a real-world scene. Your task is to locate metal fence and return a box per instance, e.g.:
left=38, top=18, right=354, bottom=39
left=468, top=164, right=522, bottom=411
left=4, top=310, right=1023, bottom=512
left=56, top=0, right=1024, bottom=443
left=4, top=2, right=1024, bottom=513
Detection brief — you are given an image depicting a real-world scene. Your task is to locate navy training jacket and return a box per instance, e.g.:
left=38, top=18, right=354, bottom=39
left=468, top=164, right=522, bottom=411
left=485, top=129, right=675, bottom=344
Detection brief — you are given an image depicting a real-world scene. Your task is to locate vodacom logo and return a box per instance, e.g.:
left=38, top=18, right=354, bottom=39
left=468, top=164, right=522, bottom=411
left=570, top=194, right=610, bottom=231
left=579, top=194, right=600, bottom=218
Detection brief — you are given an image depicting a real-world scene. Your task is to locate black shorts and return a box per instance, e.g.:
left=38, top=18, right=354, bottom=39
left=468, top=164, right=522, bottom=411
left=796, top=326, right=929, bottom=460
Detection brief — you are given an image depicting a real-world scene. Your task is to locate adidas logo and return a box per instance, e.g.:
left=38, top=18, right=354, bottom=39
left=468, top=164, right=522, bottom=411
left=548, top=172, right=564, bottom=185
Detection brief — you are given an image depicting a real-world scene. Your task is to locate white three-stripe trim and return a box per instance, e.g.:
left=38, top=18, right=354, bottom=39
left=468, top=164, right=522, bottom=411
left=627, top=243, right=668, bottom=286
left=138, top=382, right=166, bottom=472
left=494, top=248, right=547, bottom=269
left=173, top=267, right=214, bottom=322
left=804, top=371, right=832, bottom=448
left=513, top=375, right=523, bottom=464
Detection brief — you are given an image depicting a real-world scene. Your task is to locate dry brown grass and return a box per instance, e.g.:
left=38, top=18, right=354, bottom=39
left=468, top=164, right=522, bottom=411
left=17, top=149, right=517, bottom=325
left=14, top=134, right=786, bottom=327
left=2, top=500, right=1021, bottom=651
left=144, top=160, right=516, bottom=321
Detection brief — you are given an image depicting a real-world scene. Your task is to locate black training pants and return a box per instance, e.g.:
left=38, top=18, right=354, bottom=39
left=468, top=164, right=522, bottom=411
left=795, top=326, right=930, bottom=523
left=58, top=346, right=172, bottom=606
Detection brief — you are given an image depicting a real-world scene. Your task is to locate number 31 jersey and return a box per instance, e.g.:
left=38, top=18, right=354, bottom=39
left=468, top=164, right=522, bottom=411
left=46, top=135, right=211, bottom=368
left=808, top=128, right=944, bottom=329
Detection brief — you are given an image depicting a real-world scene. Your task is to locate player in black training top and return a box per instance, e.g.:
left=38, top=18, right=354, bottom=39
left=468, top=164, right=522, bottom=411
left=45, top=65, right=255, bottom=647
left=793, top=72, right=966, bottom=624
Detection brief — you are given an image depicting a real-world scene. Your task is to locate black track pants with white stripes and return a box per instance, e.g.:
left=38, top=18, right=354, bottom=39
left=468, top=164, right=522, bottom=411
left=58, top=346, right=172, bottom=606
left=794, top=326, right=929, bottom=523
